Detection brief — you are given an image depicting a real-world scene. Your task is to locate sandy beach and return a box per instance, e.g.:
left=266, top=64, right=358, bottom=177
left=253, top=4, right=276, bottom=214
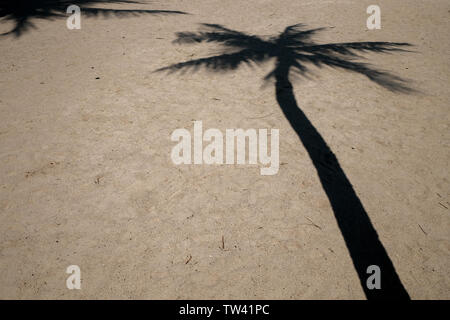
left=0, top=0, right=449, bottom=299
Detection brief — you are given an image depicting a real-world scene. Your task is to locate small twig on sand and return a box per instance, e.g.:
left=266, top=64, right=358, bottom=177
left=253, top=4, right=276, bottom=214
left=185, top=255, right=192, bottom=264
left=438, top=202, right=448, bottom=210
left=247, top=112, right=274, bottom=120
left=306, top=217, right=322, bottom=230
left=221, top=236, right=225, bottom=250
left=418, top=224, right=427, bottom=236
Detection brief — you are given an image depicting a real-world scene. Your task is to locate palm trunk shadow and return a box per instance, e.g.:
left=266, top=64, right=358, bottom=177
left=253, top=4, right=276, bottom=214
left=156, top=23, right=414, bottom=299
left=275, top=72, right=410, bottom=300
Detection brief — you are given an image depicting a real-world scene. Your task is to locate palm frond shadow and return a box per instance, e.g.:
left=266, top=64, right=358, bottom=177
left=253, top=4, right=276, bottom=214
left=0, top=0, right=187, bottom=37
left=157, top=23, right=415, bottom=299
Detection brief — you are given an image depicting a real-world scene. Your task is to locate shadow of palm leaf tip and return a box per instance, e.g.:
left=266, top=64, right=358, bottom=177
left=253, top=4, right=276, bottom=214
left=0, top=0, right=187, bottom=37
left=158, top=23, right=413, bottom=300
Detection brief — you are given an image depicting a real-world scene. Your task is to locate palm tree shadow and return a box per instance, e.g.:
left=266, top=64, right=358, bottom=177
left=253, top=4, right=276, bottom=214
left=0, top=0, right=187, bottom=37
left=157, top=23, right=415, bottom=299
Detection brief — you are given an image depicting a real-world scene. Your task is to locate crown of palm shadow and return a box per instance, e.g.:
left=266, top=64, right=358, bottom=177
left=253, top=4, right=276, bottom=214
left=157, top=23, right=413, bottom=93
left=0, top=0, right=187, bottom=37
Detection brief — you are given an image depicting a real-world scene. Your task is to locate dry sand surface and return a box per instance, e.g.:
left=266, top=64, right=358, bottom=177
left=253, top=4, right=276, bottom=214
left=0, top=0, right=449, bottom=299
